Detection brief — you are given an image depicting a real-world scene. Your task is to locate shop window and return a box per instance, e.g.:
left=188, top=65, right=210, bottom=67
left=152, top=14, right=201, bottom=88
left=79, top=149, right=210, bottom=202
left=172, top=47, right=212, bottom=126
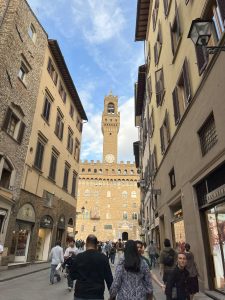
left=2, top=107, right=25, bottom=144
left=172, top=59, right=191, bottom=125
left=169, top=167, right=176, bottom=190
left=170, top=3, right=181, bottom=58
left=47, top=58, right=58, bottom=85
left=160, top=110, right=170, bottom=154
left=155, top=68, right=165, bottom=106
left=198, top=113, right=217, bottom=156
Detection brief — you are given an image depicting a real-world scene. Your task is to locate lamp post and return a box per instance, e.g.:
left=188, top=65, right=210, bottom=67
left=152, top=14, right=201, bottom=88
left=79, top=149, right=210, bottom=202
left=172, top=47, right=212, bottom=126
left=188, top=18, right=225, bottom=54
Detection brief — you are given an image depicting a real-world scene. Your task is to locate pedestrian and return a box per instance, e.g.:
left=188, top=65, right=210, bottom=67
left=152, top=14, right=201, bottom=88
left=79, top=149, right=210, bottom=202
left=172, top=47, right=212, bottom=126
left=116, top=238, right=124, bottom=261
left=136, top=240, right=165, bottom=291
left=159, top=238, right=177, bottom=284
left=109, top=242, right=116, bottom=265
left=64, top=238, right=79, bottom=291
left=49, top=241, right=64, bottom=285
left=148, top=240, right=157, bottom=268
left=184, top=243, right=199, bottom=300
left=109, top=240, right=153, bottom=300
left=69, top=234, right=113, bottom=300
left=165, top=252, right=190, bottom=300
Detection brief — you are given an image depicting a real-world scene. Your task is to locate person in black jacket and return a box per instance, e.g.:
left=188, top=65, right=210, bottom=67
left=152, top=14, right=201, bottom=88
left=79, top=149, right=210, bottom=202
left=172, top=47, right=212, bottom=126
left=69, top=234, right=113, bottom=300
left=165, top=252, right=190, bottom=300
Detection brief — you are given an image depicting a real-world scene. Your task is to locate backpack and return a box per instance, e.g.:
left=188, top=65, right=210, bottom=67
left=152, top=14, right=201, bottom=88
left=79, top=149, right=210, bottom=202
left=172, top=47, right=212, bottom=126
left=163, top=249, right=175, bottom=266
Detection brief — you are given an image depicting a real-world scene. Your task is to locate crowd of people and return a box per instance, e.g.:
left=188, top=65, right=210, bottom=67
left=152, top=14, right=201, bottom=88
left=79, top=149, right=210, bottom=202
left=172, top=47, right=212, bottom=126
left=49, top=236, right=199, bottom=300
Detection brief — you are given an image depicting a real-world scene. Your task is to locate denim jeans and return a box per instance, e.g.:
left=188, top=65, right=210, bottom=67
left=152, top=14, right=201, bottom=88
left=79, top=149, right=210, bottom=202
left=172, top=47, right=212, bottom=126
left=50, top=264, right=61, bottom=284
left=66, top=266, right=74, bottom=288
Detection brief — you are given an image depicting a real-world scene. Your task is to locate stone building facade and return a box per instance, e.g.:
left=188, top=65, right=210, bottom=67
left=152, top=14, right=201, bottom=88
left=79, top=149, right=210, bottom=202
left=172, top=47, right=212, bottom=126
left=76, top=93, right=140, bottom=242
left=134, top=0, right=225, bottom=297
left=0, top=0, right=87, bottom=265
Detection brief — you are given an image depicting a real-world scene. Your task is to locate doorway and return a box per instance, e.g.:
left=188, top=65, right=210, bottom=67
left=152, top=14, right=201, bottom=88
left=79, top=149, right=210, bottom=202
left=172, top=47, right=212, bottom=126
left=122, top=232, right=128, bottom=241
left=206, top=202, right=225, bottom=292
left=36, top=228, right=52, bottom=261
left=14, top=223, right=31, bottom=262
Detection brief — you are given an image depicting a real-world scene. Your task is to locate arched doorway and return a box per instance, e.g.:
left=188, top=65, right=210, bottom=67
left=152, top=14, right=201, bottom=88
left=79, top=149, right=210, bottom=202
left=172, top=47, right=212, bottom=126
left=122, top=232, right=128, bottom=241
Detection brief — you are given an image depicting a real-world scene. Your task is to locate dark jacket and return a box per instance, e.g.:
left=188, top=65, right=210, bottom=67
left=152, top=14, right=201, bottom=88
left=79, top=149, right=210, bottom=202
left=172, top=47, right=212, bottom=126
left=165, top=265, right=190, bottom=300
left=69, top=249, right=113, bottom=299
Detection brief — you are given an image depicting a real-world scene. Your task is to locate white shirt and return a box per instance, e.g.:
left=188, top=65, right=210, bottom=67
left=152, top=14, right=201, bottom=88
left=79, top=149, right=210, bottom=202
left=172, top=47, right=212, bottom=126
left=49, top=245, right=64, bottom=265
left=64, top=246, right=79, bottom=257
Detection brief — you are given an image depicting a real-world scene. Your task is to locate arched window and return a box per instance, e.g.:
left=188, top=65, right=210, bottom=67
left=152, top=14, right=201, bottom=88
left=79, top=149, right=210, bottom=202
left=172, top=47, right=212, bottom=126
left=107, top=103, right=115, bottom=114
left=94, top=169, right=97, bottom=173
left=99, top=169, right=102, bottom=174
left=131, top=191, right=137, bottom=198
left=88, top=168, right=91, bottom=172
left=123, top=212, right=128, bottom=220
left=0, top=155, right=14, bottom=189
left=130, top=170, right=134, bottom=175
left=118, top=169, right=121, bottom=174
left=122, top=191, right=128, bottom=198
left=82, top=168, right=85, bottom=172
left=132, top=212, right=138, bottom=220
left=124, top=169, right=127, bottom=175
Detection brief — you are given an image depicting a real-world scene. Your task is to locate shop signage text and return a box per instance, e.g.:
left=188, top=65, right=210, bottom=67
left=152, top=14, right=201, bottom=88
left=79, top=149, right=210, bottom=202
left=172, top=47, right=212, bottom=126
left=206, top=184, right=225, bottom=203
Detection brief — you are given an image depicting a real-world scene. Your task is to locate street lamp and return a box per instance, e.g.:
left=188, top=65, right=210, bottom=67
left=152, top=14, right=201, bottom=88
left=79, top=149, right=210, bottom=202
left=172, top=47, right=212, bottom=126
left=188, top=18, right=225, bottom=54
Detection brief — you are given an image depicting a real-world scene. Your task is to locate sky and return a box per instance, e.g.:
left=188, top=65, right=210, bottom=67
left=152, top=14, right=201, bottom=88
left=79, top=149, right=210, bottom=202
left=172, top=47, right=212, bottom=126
left=28, top=0, right=144, bottom=162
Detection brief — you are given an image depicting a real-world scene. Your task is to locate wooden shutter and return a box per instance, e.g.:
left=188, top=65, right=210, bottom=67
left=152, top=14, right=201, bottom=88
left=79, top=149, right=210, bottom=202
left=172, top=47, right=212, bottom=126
left=152, top=9, right=156, bottom=31
left=172, top=87, right=180, bottom=125
left=175, top=3, right=181, bottom=37
left=60, top=122, right=64, bottom=140
left=160, top=126, right=165, bottom=153
left=147, top=76, right=152, bottom=101
left=17, top=121, right=26, bottom=144
left=163, top=0, right=169, bottom=16
left=2, top=107, right=12, bottom=130
left=165, top=111, right=170, bottom=143
left=217, top=0, right=225, bottom=25
left=170, top=23, right=175, bottom=55
left=183, top=59, right=191, bottom=103
left=154, top=43, right=158, bottom=65
left=195, top=45, right=208, bottom=75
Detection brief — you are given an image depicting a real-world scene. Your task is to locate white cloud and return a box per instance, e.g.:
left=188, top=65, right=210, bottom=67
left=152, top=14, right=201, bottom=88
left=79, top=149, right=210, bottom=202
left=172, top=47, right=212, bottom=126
left=118, top=97, right=138, bottom=163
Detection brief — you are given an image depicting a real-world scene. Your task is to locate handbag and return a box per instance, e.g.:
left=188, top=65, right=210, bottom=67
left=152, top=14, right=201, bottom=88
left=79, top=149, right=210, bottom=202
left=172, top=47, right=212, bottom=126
left=172, top=286, right=177, bottom=300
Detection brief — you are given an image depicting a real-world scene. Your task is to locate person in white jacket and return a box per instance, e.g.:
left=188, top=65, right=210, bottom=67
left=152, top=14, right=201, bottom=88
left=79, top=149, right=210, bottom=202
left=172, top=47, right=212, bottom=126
left=49, top=241, right=64, bottom=284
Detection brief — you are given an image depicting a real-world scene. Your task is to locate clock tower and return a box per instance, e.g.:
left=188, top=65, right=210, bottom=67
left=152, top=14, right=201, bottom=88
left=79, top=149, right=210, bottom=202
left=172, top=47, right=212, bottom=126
left=102, top=91, right=120, bottom=163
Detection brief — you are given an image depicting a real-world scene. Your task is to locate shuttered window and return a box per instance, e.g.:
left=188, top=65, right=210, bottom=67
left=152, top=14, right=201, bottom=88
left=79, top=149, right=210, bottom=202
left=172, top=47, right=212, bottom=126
left=55, top=111, right=64, bottom=140
left=160, top=111, right=170, bottom=154
left=152, top=0, right=159, bottom=31
left=63, top=163, right=70, bottom=191
left=170, top=3, right=181, bottom=57
left=154, top=23, right=162, bottom=65
left=49, top=150, right=58, bottom=181
left=163, top=0, right=171, bottom=16
left=149, top=109, right=154, bottom=138
left=34, top=140, right=45, bottom=170
left=71, top=171, right=77, bottom=196
left=155, top=68, right=165, bottom=107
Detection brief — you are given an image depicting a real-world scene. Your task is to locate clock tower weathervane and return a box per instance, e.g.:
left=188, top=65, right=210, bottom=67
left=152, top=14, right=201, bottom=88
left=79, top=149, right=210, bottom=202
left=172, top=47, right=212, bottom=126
left=101, top=91, right=120, bottom=163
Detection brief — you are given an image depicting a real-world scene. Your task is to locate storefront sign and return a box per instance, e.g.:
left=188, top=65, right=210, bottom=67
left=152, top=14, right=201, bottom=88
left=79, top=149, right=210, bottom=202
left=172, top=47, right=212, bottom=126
left=40, top=215, right=53, bottom=228
left=206, top=184, right=225, bottom=203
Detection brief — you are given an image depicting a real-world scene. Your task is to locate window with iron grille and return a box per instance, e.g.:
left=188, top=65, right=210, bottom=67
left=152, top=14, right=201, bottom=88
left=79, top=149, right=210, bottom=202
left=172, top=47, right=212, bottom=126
left=198, top=113, right=217, bottom=156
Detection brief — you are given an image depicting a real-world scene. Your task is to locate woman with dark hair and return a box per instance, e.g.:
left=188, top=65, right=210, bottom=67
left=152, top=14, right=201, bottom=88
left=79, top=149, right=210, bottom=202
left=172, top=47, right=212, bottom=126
left=109, top=240, right=153, bottom=300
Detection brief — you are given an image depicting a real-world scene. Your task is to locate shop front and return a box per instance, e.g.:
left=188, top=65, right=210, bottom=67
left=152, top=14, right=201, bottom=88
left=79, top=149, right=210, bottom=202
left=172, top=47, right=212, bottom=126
left=56, top=215, right=65, bottom=244
left=11, top=203, right=35, bottom=263
left=66, top=217, right=74, bottom=242
left=36, top=215, right=53, bottom=261
left=196, top=162, right=225, bottom=295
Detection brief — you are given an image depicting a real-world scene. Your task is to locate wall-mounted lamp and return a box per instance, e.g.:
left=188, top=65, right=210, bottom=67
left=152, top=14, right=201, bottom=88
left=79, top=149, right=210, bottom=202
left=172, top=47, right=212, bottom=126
left=188, top=18, right=225, bottom=54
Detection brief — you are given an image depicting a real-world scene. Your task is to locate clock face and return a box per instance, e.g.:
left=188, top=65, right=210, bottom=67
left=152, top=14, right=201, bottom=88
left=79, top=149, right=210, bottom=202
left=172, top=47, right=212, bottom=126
left=105, top=154, right=115, bottom=163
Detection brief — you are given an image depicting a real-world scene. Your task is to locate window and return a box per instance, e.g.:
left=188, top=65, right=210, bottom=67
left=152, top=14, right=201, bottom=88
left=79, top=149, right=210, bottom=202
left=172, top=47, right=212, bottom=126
left=170, top=3, right=181, bottom=57
left=123, top=212, right=128, bottom=220
left=163, top=0, right=171, bottom=16
left=71, top=171, right=77, bottom=196
left=107, top=103, right=115, bottom=114
left=131, top=191, right=137, bottom=198
left=146, top=76, right=152, bottom=102
left=155, top=68, right=165, bottom=106
left=122, top=191, right=128, bottom=198
left=130, top=170, right=134, bottom=175
left=18, top=62, right=28, bottom=84
left=149, top=109, right=155, bottom=138
left=76, top=117, right=83, bottom=132
left=99, top=169, right=102, bottom=174
left=49, top=149, right=58, bottom=181
left=195, top=1, right=225, bottom=75
left=160, top=111, right=170, bottom=154
left=63, top=163, right=70, bottom=190
left=152, top=0, right=159, bottom=31
left=0, top=209, right=7, bottom=232
left=47, top=58, right=58, bottom=85
left=2, top=107, right=25, bottom=144
left=34, top=135, right=47, bottom=170
left=88, top=168, right=91, bottom=173
left=55, top=111, right=64, bottom=140
left=69, top=104, right=74, bottom=119
left=58, top=82, right=67, bottom=103
left=132, top=212, right=138, bottom=220
left=169, top=167, right=176, bottom=190
left=124, top=169, right=127, bottom=175
left=94, top=169, right=97, bottom=173
left=0, top=157, right=13, bottom=189
left=42, top=96, right=51, bottom=122
left=172, top=59, right=191, bottom=125
left=154, top=23, right=162, bottom=65
left=198, top=113, right=217, bottom=156
left=107, top=191, right=111, bottom=197
left=82, top=168, right=85, bottom=172
left=118, top=169, right=121, bottom=174
left=104, top=224, right=112, bottom=230
left=28, top=24, right=36, bottom=43
left=74, top=139, right=80, bottom=162
left=67, top=128, right=74, bottom=154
